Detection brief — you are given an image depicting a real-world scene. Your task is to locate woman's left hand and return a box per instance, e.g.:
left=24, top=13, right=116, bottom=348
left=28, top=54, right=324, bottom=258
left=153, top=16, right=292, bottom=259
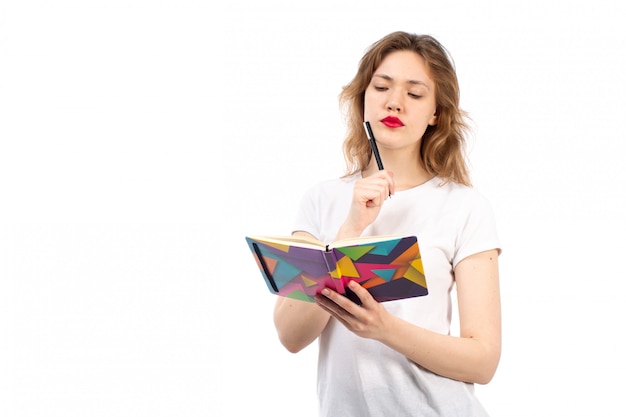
left=314, top=280, right=394, bottom=340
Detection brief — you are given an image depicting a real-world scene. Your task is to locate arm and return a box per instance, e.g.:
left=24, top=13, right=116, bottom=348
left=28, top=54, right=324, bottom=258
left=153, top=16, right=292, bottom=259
left=315, top=249, right=501, bottom=384
left=273, top=231, right=331, bottom=353
left=273, top=170, right=394, bottom=353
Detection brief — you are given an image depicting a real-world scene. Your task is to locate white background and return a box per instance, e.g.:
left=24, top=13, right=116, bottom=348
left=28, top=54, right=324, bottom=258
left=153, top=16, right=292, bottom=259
left=1, top=1, right=625, bottom=416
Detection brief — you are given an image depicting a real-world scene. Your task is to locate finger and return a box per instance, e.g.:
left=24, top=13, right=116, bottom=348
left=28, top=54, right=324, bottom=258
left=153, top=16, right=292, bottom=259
left=314, top=290, right=342, bottom=313
left=368, top=170, right=394, bottom=195
left=345, top=280, right=376, bottom=308
left=318, top=287, right=362, bottom=314
left=314, top=292, right=355, bottom=324
left=314, top=294, right=338, bottom=315
left=357, top=182, right=386, bottom=200
left=315, top=299, right=352, bottom=329
left=359, top=183, right=389, bottom=207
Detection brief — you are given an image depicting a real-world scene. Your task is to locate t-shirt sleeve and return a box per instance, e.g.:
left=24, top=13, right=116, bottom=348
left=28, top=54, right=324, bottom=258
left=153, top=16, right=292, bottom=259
left=452, top=190, right=501, bottom=268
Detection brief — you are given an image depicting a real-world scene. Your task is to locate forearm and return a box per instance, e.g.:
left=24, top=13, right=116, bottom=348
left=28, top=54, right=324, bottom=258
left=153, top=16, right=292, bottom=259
left=379, top=316, right=501, bottom=384
left=273, top=297, right=330, bottom=353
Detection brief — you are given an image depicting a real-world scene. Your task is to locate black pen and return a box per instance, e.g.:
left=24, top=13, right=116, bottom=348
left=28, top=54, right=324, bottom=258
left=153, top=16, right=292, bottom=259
left=364, top=121, right=384, bottom=170
left=363, top=121, right=390, bottom=197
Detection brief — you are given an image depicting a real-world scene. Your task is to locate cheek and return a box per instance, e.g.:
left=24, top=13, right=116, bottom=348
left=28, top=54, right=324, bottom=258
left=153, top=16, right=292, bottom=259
left=363, top=94, right=375, bottom=118
left=363, top=88, right=384, bottom=113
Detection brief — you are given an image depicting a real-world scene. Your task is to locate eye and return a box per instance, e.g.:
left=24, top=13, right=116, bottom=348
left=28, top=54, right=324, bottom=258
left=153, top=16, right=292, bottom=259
left=374, top=86, right=388, bottom=92
left=408, top=93, right=422, bottom=99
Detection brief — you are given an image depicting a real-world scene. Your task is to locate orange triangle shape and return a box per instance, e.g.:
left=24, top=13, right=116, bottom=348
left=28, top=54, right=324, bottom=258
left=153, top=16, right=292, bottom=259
left=263, top=256, right=278, bottom=275
left=391, top=242, right=420, bottom=265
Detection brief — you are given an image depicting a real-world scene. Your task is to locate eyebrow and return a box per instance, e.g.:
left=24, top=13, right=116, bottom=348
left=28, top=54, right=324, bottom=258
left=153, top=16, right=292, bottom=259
left=373, top=73, right=431, bottom=91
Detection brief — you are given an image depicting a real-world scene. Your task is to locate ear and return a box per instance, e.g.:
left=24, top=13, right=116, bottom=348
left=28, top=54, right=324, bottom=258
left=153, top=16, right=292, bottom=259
left=428, top=111, right=438, bottom=126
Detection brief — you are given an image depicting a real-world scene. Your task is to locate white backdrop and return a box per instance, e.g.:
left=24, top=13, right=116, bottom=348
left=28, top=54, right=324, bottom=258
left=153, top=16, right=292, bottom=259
left=2, top=1, right=625, bottom=416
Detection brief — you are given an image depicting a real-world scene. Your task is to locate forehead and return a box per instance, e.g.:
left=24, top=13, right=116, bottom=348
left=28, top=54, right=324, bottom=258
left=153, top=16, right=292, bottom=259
left=374, top=50, right=434, bottom=86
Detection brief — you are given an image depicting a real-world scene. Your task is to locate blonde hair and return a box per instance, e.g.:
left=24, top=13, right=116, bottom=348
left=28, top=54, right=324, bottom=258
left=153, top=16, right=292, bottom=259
left=339, top=31, right=471, bottom=186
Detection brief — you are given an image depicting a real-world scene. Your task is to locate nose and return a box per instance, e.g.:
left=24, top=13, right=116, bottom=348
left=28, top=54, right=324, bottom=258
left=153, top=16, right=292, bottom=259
left=386, top=90, right=402, bottom=112
left=387, top=102, right=401, bottom=112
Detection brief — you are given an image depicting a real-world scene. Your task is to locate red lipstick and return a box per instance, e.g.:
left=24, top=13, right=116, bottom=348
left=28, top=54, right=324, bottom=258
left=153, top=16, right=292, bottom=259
left=381, top=116, right=405, bottom=128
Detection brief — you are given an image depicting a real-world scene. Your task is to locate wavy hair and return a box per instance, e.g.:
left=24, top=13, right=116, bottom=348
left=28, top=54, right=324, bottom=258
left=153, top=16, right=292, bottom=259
left=339, top=31, right=471, bottom=186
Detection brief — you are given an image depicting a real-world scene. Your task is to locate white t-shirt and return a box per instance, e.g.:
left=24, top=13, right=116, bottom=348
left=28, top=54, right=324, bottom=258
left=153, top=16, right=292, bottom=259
left=293, top=174, right=501, bottom=417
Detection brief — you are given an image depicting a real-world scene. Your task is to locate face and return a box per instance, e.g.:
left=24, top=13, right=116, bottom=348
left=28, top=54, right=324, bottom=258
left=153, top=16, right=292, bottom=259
left=363, top=50, right=438, bottom=151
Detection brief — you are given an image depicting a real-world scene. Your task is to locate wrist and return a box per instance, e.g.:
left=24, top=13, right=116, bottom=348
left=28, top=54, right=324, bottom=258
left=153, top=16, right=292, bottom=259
left=334, top=222, right=365, bottom=241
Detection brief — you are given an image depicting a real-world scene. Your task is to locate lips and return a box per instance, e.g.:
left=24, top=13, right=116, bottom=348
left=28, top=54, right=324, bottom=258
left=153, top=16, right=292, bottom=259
left=381, top=116, right=405, bottom=128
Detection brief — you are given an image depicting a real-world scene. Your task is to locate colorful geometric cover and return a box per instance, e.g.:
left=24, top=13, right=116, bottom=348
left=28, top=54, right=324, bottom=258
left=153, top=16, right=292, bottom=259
left=245, top=235, right=428, bottom=303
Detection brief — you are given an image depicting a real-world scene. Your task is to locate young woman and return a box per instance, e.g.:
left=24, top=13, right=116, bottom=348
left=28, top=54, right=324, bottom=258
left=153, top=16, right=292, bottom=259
left=274, top=31, right=501, bottom=416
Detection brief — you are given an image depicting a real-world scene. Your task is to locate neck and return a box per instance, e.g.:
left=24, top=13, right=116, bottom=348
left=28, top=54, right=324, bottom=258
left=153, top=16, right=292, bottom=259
left=362, top=151, right=433, bottom=191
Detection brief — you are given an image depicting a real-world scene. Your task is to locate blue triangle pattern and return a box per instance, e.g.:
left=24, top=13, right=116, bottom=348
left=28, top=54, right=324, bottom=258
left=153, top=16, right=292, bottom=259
left=273, top=260, right=302, bottom=286
left=369, top=239, right=400, bottom=256
left=372, top=268, right=396, bottom=282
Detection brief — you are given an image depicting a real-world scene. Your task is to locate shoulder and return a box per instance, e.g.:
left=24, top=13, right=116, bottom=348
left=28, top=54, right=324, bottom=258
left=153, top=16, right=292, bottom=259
left=422, top=179, right=496, bottom=226
left=434, top=179, right=492, bottom=208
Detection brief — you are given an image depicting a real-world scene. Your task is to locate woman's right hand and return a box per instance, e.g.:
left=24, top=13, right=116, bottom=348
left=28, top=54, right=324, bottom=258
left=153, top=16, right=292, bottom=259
left=336, top=170, right=395, bottom=240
